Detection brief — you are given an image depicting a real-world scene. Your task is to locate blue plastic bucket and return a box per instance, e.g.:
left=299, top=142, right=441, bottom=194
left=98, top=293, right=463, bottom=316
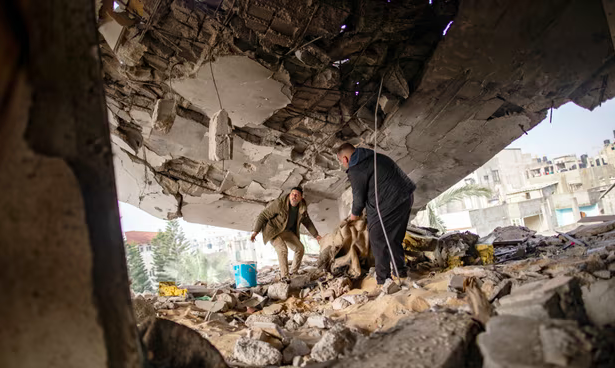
left=233, top=261, right=257, bottom=288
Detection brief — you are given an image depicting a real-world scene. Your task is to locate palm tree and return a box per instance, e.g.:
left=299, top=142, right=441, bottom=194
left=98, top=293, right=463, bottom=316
left=427, top=184, right=493, bottom=233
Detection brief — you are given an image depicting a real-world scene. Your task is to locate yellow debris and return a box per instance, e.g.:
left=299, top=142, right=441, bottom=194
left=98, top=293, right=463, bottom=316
left=158, top=281, right=187, bottom=297
left=476, top=244, right=495, bottom=265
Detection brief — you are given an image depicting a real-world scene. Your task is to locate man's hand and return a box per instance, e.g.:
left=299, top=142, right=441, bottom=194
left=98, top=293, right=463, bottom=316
left=250, top=232, right=258, bottom=242
left=350, top=214, right=359, bottom=221
left=316, top=235, right=322, bottom=243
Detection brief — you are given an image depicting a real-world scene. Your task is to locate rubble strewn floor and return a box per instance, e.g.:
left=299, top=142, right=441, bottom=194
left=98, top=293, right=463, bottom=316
left=133, top=222, right=615, bottom=367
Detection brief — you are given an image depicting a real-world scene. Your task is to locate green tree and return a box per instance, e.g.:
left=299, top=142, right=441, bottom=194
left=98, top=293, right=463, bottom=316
left=125, top=242, right=152, bottom=293
left=151, top=219, right=190, bottom=283
left=172, top=250, right=233, bottom=285
left=427, top=184, right=493, bottom=233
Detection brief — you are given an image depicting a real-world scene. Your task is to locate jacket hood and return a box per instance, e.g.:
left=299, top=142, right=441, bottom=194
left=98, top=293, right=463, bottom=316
left=349, top=147, right=374, bottom=168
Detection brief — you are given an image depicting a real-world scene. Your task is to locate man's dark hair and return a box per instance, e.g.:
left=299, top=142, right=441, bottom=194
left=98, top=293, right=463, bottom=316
left=336, top=142, right=356, bottom=155
left=291, top=186, right=303, bottom=194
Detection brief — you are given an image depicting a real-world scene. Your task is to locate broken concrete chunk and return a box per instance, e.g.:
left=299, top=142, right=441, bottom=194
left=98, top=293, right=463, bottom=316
left=341, top=293, right=369, bottom=306
left=268, top=282, right=290, bottom=301
left=251, top=322, right=289, bottom=344
left=132, top=296, right=156, bottom=324
left=582, top=279, right=615, bottom=327
left=283, top=338, right=311, bottom=364
left=116, top=39, right=147, bottom=67
left=263, top=303, right=284, bottom=315
left=449, top=275, right=466, bottom=292
left=568, top=221, right=615, bottom=238
left=245, top=314, right=282, bottom=329
left=151, top=99, right=177, bottom=134
left=478, top=315, right=592, bottom=368
left=496, top=276, right=587, bottom=323
left=539, top=324, right=592, bottom=367
left=216, top=293, right=237, bottom=309
left=332, top=297, right=351, bottom=310
left=592, top=270, right=611, bottom=279
left=194, top=300, right=228, bottom=313
left=234, top=337, right=283, bottom=366
left=311, top=325, right=357, bottom=362
left=208, top=109, right=233, bottom=161
left=290, top=274, right=311, bottom=290
left=307, top=315, right=333, bottom=329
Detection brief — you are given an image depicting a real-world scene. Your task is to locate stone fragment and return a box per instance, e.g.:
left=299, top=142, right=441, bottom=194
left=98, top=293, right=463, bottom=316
left=496, top=276, right=587, bottom=323
left=234, top=337, right=283, bottom=366
left=268, top=282, right=290, bottom=301
left=251, top=322, right=289, bottom=344
left=478, top=315, right=592, bottom=368
left=582, top=279, right=615, bottom=327
left=151, top=99, right=177, bottom=134
left=332, top=297, right=351, bottom=310
left=248, top=329, right=284, bottom=350
left=324, top=313, right=477, bottom=368
left=311, top=325, right=357, bottom=362
left=378, top=94, right=399, bottom=114
left=263, top=303, right=284, bottom=315
left=341, top=293, right=369, bottom=305
left=592, top=270, right=611, bottom=279
left=290, top=275, right=312, bottom=290
left=116, top=39, right=147, bottom=66
left=568, top=221, right=615, bottom=238
left=540, top=324, right=592, bottom=367
left=208, top=109, right=233, bottom=161
left=216, top=293, right=237, bottom=309
left=283, top=338, right=311, bottom=364
left=139, top=318, right=228, bottom=368
left=132, top=296, right=156, bottom=324
left=307, top=315, right=333, bottom=329
left=195, top=300, right=228, bottom=313
left=245, top=314, right=282, bottom=328
left=449, top=275, right=466, bottom=292
left=382, top=279, right=401, bottom=295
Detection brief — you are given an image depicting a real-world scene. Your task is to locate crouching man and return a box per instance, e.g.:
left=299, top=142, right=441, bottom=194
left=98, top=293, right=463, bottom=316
left=336, top=143, right=416, bottom=287
left=251, top=187, right=322, bottom=281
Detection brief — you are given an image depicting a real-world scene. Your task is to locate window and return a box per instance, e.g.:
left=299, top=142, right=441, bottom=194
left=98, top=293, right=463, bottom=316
left=146, top=245, right=151, bottom=252
left=512, top=218, right=523, bottom=226
left=492, top=170, right=501, bottom=183
left=525, top=193, right=531, bottom=199
left=464, top=178, right=475, bottom=185
left=483, top=175, right=489, bottom=181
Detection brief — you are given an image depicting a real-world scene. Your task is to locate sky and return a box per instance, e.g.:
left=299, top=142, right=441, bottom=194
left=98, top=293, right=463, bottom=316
left=121, top=100, right=615, bottom=235
left=507, top=99, right=615, bottom=158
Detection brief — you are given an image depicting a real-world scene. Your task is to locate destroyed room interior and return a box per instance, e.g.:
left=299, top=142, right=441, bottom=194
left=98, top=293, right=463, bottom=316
left=4, top=0, right=615, bottom=367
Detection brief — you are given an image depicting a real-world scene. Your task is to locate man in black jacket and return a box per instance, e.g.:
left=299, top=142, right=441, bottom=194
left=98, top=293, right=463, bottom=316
left=337, top=143, right=416, bottom=285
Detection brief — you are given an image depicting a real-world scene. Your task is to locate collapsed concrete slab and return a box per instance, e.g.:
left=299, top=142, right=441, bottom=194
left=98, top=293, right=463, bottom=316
left=101, top=0, right=615, bottom=232
left=319, top=312, right=479, bottom=368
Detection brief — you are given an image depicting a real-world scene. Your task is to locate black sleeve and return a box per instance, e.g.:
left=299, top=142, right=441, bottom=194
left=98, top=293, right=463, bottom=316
left=349, top=170, right=368, bottom=217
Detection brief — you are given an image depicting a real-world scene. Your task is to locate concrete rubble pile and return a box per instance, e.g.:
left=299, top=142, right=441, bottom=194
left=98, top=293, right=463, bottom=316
left=131, top=221, right=615, bottom=367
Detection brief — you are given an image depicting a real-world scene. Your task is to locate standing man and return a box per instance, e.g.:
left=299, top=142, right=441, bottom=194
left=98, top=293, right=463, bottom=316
left=251, top=187, right=322, bottom=281
left=336, top=143, right=416, bottom=286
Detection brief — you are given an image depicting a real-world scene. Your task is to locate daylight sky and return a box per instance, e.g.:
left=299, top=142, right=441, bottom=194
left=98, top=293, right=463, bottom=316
left=121, top=100, right=614, bottom=236
left=507, top=99, right=615, bottom=158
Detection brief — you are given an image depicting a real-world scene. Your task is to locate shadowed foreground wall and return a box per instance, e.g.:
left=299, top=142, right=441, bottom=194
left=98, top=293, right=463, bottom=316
left=0, top=1, right=141, bottom=367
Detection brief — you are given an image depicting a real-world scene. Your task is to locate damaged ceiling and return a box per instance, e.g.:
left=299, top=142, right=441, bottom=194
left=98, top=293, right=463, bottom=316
left=102, top=0, right=615, bottom=233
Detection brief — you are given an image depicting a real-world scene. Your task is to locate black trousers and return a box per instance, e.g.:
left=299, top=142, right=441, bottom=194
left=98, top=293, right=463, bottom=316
left=368, top=194, right=413, bottom=284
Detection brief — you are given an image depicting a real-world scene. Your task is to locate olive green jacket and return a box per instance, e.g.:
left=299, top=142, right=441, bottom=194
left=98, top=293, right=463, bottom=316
left=253, top=194, right=319, bottom=245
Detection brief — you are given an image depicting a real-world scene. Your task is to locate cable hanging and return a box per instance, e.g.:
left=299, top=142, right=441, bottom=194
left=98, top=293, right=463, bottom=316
left=373, top=75, right=401, bottom=284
